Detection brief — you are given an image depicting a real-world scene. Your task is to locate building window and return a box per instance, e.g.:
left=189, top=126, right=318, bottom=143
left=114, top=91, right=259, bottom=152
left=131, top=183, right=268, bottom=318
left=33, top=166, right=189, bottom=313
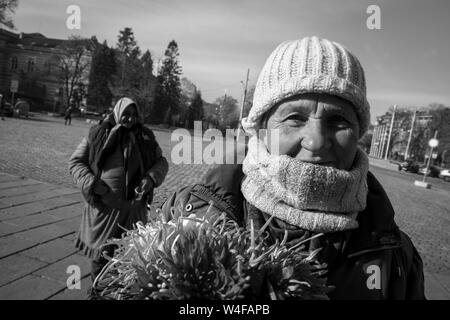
left=27, top=58, right=35, bottom=72
left=10, top=56, right=18, bottom=70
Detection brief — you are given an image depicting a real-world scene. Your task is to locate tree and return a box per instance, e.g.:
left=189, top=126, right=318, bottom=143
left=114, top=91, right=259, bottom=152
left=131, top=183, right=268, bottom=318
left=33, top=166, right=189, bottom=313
left=114, top=27, right=142, bottom=96
left=179, top=77, right=197, bottom=127
left=135, top=49, right=157, bottom=122
left=87, top=40, right=117, bottom=111
left=0, top=0, right=18, bottom=30
left=111, top=28, right=157, bottom=122
left=154, top=40, right=182, bottom=125
left=383, top=104, right=450, bottom=163
left=426, top=103, right=450, bottom=166
left=116, top=27, right=140, bottom=87
left=203, top=101, right=220, bottom=128
left=52, top=36, right=92, bottom=112
left=184, top=90, right=204, bottom=129
left=72, top=82, right=86, bottom=109
left=214, top=94, right=239, bottom=130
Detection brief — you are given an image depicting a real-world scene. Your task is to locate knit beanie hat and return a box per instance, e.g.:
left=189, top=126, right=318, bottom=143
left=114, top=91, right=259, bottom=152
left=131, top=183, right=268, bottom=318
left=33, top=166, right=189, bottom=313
left=241, top=36, right=370, bottom=138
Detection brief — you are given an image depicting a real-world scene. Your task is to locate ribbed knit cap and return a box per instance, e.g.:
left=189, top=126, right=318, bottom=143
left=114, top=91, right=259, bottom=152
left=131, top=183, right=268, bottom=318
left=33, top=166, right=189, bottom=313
left=242, top=36, right=370, bottom=137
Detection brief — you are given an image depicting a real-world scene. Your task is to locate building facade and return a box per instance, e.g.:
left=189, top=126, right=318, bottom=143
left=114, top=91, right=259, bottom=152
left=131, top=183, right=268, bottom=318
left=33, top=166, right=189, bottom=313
left=0, top=28, right=91, bottom=113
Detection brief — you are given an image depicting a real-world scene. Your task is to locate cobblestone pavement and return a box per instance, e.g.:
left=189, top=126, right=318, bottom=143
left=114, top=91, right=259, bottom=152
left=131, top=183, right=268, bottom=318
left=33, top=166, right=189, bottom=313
left=0, top=113, right=449, bottom=299
left=0, top=113, right=218, bottom=208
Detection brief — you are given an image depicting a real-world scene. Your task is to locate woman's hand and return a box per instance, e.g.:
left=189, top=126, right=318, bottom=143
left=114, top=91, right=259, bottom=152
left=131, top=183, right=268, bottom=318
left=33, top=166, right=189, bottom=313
left=139, top=176, right=155, bottom=194
left=136, top=176, right=155, bottom=205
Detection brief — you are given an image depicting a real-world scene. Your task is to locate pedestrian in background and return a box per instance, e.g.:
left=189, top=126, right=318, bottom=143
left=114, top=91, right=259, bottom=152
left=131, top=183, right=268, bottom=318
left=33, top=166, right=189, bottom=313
left=158, top=36, right=425, bottom=299
left=68, top=97, right=169, bottom=295
left=64, top=106, right=72, bottom=125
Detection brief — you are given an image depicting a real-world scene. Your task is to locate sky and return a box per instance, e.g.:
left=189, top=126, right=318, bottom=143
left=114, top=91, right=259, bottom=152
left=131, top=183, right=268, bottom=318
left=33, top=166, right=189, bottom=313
left=9, top=0, right=450, bottom=122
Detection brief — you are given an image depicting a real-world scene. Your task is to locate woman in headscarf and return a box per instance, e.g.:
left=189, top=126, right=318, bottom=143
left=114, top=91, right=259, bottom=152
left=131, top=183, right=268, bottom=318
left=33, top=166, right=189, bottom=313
left=69, top=97, right=168, bottom=283
left=157, top=37, right=425, bottom=299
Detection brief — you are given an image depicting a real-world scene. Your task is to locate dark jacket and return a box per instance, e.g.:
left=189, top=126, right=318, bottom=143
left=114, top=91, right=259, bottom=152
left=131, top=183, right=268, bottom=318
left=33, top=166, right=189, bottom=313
left=159, top=164, right=425, bottom=300
left=69, top=117, right=169, bottom=259
left=70, top=115, right=169, bottom=207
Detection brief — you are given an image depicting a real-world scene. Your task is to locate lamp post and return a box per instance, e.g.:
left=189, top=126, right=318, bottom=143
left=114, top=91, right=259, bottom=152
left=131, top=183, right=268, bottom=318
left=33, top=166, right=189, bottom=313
left=414, top=131, right=439, bottom=189
left=422, top=134, right=439, bottom=183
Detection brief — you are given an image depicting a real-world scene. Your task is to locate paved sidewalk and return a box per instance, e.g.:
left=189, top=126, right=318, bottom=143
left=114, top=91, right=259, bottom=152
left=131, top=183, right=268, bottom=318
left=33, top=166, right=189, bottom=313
left=0, top=172, right=90, bottom=300
left=0, top=171, right=449, bottom=300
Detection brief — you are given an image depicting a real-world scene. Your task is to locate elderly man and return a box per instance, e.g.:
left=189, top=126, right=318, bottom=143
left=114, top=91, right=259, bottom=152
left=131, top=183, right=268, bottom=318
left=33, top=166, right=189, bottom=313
left=160, top=36, right=425, bottom=299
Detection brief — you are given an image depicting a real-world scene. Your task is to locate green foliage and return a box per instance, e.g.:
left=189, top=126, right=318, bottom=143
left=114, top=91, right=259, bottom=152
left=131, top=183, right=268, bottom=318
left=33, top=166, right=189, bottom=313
left=93, top=210, right=331, bottom=300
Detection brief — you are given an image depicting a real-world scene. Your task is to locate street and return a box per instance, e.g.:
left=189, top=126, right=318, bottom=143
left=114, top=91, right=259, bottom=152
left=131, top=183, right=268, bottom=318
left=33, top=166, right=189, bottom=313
left=0, top=113, right=449, bottom=299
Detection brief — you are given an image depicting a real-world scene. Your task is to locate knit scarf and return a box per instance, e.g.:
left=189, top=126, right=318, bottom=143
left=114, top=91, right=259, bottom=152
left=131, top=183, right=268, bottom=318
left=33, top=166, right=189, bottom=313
left=241, top=136, right=369, bottom=233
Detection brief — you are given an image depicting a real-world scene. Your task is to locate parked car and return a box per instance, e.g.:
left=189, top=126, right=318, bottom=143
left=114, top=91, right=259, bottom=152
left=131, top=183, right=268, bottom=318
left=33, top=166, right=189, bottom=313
left=439, top=169, right=450, bottom=182
left=418, top=165, right=441, bottom=178
left=14, top=99, right=30, bottom=118
left=398, top=160, right=420, bottom=173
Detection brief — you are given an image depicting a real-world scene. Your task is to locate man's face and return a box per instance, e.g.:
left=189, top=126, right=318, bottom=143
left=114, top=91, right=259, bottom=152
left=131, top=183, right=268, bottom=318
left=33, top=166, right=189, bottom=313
left=120, top=105, right=138, bottom=129
left=264, top=93, right=360, bottom=170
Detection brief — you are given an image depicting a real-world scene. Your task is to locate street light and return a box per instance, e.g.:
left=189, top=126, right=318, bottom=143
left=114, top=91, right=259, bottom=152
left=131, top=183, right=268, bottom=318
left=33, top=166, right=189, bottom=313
left=422, top=137, right=439, bottom=182
left=414, top=131, right=439, bottom=189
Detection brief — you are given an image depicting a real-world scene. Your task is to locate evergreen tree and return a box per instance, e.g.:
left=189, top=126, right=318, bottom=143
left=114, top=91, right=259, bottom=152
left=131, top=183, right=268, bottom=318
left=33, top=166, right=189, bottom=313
left=115, top=27, right=142, bottom=94
left=111, top=28, right=157, bottom=123
left=87, top=40, right=116, bottom=111
left=154, top=40, right=182, bottom=125
left=134, top=50, right=156, bottom=123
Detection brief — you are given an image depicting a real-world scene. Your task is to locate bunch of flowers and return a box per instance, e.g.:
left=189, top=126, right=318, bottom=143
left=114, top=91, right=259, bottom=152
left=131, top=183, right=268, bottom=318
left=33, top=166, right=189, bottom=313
left=92, top=203, right=332, bottom=300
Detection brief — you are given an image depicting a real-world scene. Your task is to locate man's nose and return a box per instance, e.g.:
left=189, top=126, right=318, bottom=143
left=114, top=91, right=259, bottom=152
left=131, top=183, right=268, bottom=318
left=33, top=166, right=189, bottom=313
left=300, top=118, right=332, bottom=153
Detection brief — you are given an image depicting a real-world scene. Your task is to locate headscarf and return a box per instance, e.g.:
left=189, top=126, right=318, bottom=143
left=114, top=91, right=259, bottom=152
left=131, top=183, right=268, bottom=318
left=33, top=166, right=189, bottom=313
left=112, top=97, right=143, bottom=125
left=102, top=97, right=145, bottom=200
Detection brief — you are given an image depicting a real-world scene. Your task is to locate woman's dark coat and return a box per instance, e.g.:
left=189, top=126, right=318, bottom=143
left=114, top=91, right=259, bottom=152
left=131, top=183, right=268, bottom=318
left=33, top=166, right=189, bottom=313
left=69, top=116, right=169, bottom=259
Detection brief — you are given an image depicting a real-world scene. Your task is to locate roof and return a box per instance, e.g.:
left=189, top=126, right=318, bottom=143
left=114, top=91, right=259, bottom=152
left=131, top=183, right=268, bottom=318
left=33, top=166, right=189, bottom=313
left=0, top=28, right=65, bottom=48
